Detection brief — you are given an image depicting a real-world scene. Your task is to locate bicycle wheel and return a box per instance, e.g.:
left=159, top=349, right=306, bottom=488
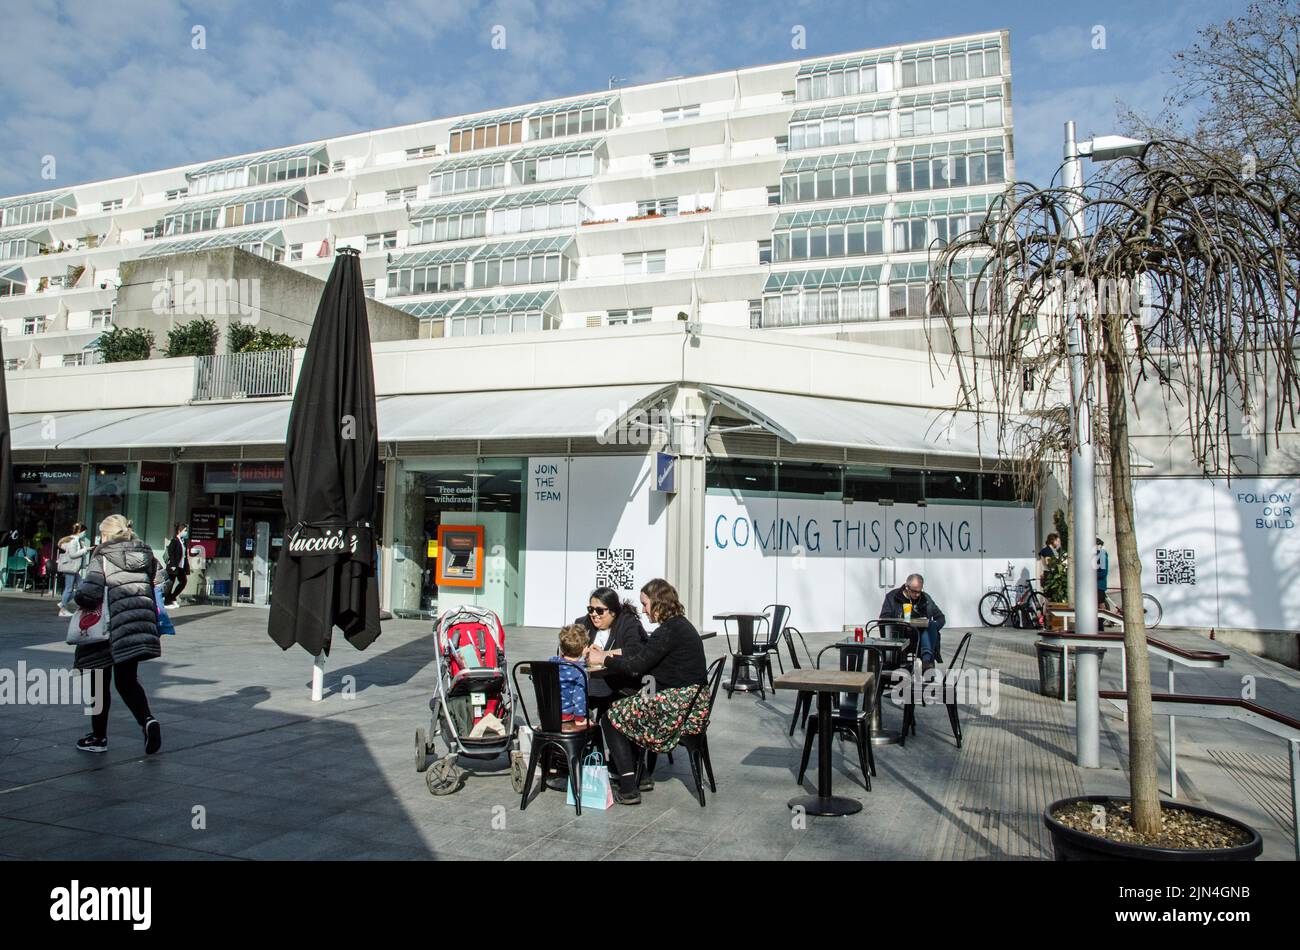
left=1142, top=593, right=1163, bottom=628
left=978, top=591, right=1012, bottom=626
left=1025, top=592, right=1048, bottom=630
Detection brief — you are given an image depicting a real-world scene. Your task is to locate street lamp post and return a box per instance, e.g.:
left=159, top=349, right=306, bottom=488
left=1060, top=121, right=1148, bottom=768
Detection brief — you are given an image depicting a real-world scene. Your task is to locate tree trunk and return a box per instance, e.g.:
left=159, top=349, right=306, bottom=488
left=1102, top=318, right=1161, bottom=835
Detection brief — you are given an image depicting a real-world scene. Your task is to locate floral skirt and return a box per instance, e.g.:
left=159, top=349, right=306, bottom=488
left=605, top=685, right=710, bottom=753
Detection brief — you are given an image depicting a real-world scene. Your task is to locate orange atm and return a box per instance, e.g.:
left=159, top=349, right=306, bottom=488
left=435, top=524, right=484, bottom=588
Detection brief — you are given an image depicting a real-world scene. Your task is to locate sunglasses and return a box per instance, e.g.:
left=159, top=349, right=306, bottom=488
left=586, top=606, right=609, bottom=616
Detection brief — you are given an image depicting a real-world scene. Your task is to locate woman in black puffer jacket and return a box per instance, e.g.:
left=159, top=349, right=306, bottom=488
left=73, top=514, right=166, bottom=755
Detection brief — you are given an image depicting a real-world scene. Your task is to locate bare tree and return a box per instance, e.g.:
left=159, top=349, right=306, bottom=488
left=1121, top=0, right=1300, bottom=189
left=932, top=141, right=1300, bottom=834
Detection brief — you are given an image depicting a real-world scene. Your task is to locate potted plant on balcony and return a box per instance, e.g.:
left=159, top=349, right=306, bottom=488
left=931, top=133, right=1294, bottom=859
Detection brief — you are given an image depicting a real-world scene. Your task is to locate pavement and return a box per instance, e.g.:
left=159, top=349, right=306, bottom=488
left=0, top=591, right=1296, bottom=860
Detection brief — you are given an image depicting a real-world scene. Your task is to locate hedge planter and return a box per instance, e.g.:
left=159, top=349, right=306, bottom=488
left=1044, top=795, right=1262, bottom=861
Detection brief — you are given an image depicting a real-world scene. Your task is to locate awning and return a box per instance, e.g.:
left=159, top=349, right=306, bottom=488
left=378, top=384, right=673, bottom=442
left=699, top=385, right=1004, bottom=459
left=9, top=384, right=677, bottom=449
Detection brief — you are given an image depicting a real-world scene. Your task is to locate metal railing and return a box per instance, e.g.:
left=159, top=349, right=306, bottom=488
left=193, top=348, right=294, bottom=401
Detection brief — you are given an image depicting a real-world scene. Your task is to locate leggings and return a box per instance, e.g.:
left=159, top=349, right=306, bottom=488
left=164, top=571, right=187, bottom=603
left=88, top=660, right=153, bottom=739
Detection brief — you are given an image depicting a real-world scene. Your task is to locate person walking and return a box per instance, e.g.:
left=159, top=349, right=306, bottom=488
left=1095, top=537, right=1111, bottom=610
left=72, top=514, right=165, bottom=755
left=55, top=523, right=90, bottom=618
left=163, top=523, right=190, bottom=608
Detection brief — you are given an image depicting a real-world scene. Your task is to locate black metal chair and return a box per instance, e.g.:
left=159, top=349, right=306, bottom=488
left=639, top=657, right=726, bottom=807
left=783, top=626, right=816, bottom=736
left=900, top=631, right=973, bottom=748
left=799, top=644, right=878, bottom=791
left=724, top=618, right=775, bottom=699
left=756, top=604, right=791, bottom=673
left=511, top=661, right=598, bottom=815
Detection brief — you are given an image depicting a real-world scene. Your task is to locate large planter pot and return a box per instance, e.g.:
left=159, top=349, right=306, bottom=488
left=1044, top=795, right=1262, bottom=861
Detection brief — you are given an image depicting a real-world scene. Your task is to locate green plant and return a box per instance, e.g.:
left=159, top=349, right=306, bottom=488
left=1053, top=507, right=1069, bottom=553
left=237, top=330, right=302, bottom=353
left=1043, top=552, right=1070, bottom=603
left=164, top=318, right=219, bottom=358
left=95, top=326, right=156, bottom=363
left=226, top=322, right=256, bottom=353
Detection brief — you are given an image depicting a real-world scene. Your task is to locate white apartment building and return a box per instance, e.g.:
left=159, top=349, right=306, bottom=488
left=0, top=30, right=1013, bottom=367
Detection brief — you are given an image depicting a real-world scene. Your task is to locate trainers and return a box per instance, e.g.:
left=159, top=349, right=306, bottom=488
left=143, top=718, right=162, bottom=755
left=76, top=734, right=107, bottom=754
left=57, top=607, right=74, bottom=618
left=612, top=784, right=642, bottom=805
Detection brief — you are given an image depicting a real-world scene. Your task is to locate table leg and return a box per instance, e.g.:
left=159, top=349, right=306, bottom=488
left=788, top=691, right=862, bottom=817
left=871, top=660, right=902, bottom=746
left=730, top=617, right=761, bottom=693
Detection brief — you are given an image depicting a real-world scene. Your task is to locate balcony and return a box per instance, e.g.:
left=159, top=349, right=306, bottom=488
left=193, top=348, right=295, bottom=401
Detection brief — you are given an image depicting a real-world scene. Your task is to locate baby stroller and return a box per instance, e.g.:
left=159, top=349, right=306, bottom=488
left=415, top=605, right=525, bottom=796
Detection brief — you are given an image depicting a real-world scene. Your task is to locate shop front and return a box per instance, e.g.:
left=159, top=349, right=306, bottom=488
left=2, top=465, right=82, bottom=587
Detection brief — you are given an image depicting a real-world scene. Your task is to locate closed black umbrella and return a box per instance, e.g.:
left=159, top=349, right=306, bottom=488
left=0, top=332, right=13, bottom=536
left=269, top=247, right=381, bottom=656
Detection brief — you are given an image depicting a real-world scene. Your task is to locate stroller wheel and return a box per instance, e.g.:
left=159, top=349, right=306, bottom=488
left=510, top=751, right=527, bottom=795
left=426, top=757, right=461, bottom=796
left=415, top=728, right=429, bottom=773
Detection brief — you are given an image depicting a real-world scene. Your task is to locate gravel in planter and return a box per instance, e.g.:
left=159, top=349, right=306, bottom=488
left=1051, top=799, right=1252, bottom=850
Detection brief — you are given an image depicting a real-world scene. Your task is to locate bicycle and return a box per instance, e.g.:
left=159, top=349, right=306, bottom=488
left=1101, top=588, right=1163, bottom=629
left=978, top=562, right=1047, bottom=629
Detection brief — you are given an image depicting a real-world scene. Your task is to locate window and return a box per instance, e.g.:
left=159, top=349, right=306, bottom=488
left=332, top=159, right=347, bottom=172
left=662, top=104, right=700, bottom=122
left=758, top=240, right=772, bottom=265
left=899, top=94, right=1004, bottom=138
left=607, top=308, right=651, bottom=325
left=90, top=308, right=113, bottom=329
left=795, top=63, right=880, bottom=102
left=889, top=282, right=931, bottom=318
left=623, top=250, right=666, bottom=275
left=386, top=187, right=417, bottom=205
left=635, top=198, right=677, bottom=218
left=4, top=359, right=21, bottom=371
left=767, top=185, right=781, bottom=207
left=749, top=299, right=763, bottom=328
left=900, top=44, right=1001, bottom=88
left=165, top=188, right=188, bottom=201
left=406, top=145, right=439, bottom=160
left=530, top=105, right=610, bottom=141
left=365, top=231, right=397, bottom=252
left=288, top=243, right=303, bottom=262
left=780, top=160, right=885, bottom=205
left=101, top=198, right=123, bottom=212
left=62, top=352, right=86, bottom=367
left=430, top=160, right=507, bottom=197
left=896, top=147, right=1005, bottom=193
left=449, top=120, right=521, bottom=154
left=23, top=316, right=46, bottom=335
left=651, top=148, right=690, bottom=168
left=757, top=284, right=880, bottom=328
left=775, top=135, right=789, bottom=153
left=363, top=279, right=376, bottom=298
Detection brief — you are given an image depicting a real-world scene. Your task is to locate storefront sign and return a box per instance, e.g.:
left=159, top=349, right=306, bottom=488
left=203, top=462, right=284, bottom=494
left=189, top=508, right=221, bottom=541
left=13, top=466, right=80, bottom=491
left=655, top=452, right=676, bottom=493
left=140, top=462, right=173, bottom=492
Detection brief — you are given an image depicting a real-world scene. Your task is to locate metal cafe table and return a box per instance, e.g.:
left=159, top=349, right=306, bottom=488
left=828, top=635, right=912, bottom=745
left=713, top=611, right=770, bottom=693
left=774, top=668, right=874, bottom=816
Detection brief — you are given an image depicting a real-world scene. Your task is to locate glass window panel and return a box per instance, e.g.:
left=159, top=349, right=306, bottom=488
left=985, top=49, right=1000, bottom=76
left=647, top=250, right=665, bottom=273
left=845, top=70, right=859, bottom=95
left=796, top=76, right=811, bottom=100
left=915, top=109, right=931, bottom=135
left=852, top=164, right=870, bottom=195
left=832, top=166, right=852, bottom=196
left=809, top=226, right=827, bottom=258
left=847, top=223, right=865, bottom=255
left=917, top=59, right=933, bottom=85
left=706, top=457, right=777, bottom=496
left=828, top=226, right=845, bottom=257
left=815, top=169, right=832, bottom=198
left=900, top=111, right=914, bottom=136
left=798, top=172, right=815, bottom=201
left=932, top=106, right=949, bottom=133
left=896, top=161, right=912, bottom=191
left=935, top=57, right=950, bottom=83
left=909, top=284, right=927, bottom=315
left=914, top=160, right=930, bottom=190
left=528, top=255, right=543, bottom=282
left=782, top=176, right=797, bottom=203
left=986, top=98, right=1003, bottom=127
left=987, top=150, right=1005, bottom=182
left=951, top=54, right=967, bottom=81
left=790, top=124, right=806, bottom=151
left=902, top=61, right=917, bottom=86
left=565, top=153, right=579, bottom=177
left=845, top=466, right=922, bottom=504
left=829, top=72, right=844, bottom=97
left=774, top=231, right=790, bottom=261
left=968, top=51, right=984, bottom=78
left=822, top=122, right=838, bottom=146
left=813, top=74, right=827, bottom=99
left=791, top=229, right=808, bottom=258
left=805, top=123, right=821, bottom=148
left=545, top=254, right=560, bottom=280
left=890, top=284, right=907, bottom=317
left=875, top=115, right=890, bottom=139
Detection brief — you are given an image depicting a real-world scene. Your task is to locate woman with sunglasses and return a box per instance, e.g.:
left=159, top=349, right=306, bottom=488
left=573, top=587, right=647, bottom=717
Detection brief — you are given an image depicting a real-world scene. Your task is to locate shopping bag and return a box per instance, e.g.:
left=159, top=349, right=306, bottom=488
left=154, top=586, right=176, bottom=636
left=66, top=559, right=111, bottom=647
left=565, top=750, right=614, bottom=811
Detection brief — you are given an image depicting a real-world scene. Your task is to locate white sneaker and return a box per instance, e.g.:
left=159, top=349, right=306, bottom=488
left=163, top=602, right=178, bottom=609
left=58, top=608, right=74, bottom=618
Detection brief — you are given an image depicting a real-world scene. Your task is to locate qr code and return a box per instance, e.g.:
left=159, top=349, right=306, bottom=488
left=1155, top=548, right=1196, bottom=585
left=596, top=547, right=635, bottom=591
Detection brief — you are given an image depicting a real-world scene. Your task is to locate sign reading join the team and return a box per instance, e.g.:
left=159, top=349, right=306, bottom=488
left=532, top=461, right=562, bottom=502
left=1237, top=491, right=1295, bottom=530
left=713, top=513, right=973, bottom=555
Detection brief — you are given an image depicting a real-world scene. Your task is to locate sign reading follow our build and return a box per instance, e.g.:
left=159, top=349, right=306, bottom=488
left=1133, top=476, right=1300, bottom=631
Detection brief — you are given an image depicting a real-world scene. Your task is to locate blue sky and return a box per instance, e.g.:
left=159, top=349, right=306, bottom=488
left=0, top=0, right=1240, bottom=199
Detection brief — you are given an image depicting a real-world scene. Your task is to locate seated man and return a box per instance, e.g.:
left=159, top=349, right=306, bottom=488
left=880, top=573, right=946, bottom=676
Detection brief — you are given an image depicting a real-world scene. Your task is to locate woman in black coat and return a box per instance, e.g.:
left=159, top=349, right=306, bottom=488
left=572, top=587, right=647, bottom=714
left=72, top=515, right=166, bottom=756
left=587, top=578, right=708, bottom=805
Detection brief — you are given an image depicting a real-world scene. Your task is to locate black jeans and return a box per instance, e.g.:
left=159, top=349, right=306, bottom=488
left=89, top=660, right=153, bottom=739
left=164, top=569, right=187, bottom=603
left=600, top=711, right=639, bottom=778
